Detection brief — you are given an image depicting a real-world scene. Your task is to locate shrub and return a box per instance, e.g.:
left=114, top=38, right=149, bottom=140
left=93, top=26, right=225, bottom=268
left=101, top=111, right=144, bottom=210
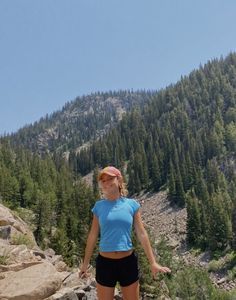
left=11, top=233, right=34, bottom=249
left=208, top=259, right=224, bottom=272
left=228, top=266, right=236, bottom=281
left=0, top=253, right=9, bottom=265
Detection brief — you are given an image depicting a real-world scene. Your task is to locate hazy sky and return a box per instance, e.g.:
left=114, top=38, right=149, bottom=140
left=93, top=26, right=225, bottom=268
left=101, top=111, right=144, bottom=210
left=1, top=0, right=236, bottom=135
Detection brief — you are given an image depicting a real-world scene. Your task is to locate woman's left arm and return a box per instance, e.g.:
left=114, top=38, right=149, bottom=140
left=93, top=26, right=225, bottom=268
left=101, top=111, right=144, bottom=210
left=134, top=210, right=171, bottom=277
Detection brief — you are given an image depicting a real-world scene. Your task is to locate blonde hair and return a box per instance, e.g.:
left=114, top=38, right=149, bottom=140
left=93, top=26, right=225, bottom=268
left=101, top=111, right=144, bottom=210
left=118, top=177, right=128, bottom=197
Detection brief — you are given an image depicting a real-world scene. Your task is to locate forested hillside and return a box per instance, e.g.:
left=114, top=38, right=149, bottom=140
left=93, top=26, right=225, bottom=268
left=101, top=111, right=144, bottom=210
left=1, top=53, right=236, bottom=254
left=73, top=53, right=236, bottom=252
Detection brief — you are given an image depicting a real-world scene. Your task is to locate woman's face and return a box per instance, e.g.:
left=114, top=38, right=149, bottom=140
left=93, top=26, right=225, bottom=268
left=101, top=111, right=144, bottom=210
left=99, top=174, right=120, bottom=196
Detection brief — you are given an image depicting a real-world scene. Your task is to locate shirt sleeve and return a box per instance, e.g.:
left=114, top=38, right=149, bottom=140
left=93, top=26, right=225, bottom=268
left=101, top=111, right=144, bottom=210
left=91, top=202, right=99, bottom=217
left=130, top=199, right=140, bottom=214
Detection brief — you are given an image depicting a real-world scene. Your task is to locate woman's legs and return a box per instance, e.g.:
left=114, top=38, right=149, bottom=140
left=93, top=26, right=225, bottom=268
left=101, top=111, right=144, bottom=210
left=96, top=282, right=115, bottom=300
left=121, top=280, right=139, bottom=300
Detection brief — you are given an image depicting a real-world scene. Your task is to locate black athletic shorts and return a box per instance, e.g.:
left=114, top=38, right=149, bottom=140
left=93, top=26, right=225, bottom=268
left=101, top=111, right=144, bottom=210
left=95, top=251, right=139, bottom=287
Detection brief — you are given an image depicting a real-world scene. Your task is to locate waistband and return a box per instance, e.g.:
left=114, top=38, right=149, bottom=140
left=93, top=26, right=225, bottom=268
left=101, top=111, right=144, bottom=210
left=98, top=251, right=136, bottom=262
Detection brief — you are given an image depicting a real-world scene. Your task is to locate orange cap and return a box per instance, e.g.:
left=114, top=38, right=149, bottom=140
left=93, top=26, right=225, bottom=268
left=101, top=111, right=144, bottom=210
left=98, top=166, right=122, bottom=180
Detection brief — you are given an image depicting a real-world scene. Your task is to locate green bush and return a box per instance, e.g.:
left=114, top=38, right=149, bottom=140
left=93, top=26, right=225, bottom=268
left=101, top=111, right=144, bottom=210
left=211, top=288, right=236, bottom=300
left=208, top=259, right=224, bottom=272
left=13, top=207, right=36, bottom=232
left=11, top=233, right=34, bottom=249
left=228, top=266, right=236, bottom=281
left=0, top=253, right=9, bottom=265
left=225, top=251, right=236, bottom=269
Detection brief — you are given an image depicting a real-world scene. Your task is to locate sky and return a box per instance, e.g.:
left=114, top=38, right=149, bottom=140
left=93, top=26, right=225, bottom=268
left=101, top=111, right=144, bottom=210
left=1, top=0, right=236, bottom=135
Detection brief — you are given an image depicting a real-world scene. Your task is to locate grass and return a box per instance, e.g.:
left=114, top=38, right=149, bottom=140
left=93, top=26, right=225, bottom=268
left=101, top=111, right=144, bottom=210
left=11, top=232, right=35, bottom=249
left=0, top=252, right=9, bottom=265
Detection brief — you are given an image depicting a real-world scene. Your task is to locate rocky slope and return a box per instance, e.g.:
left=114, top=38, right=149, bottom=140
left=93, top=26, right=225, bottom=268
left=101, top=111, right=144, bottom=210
left=0, top=203, right=98, bottom=300
left=137, top=191, right=236, bottom=292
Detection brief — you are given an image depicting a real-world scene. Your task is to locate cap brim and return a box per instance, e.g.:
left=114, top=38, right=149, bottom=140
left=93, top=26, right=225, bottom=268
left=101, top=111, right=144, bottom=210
left=98, top=171, right=118, bottom=180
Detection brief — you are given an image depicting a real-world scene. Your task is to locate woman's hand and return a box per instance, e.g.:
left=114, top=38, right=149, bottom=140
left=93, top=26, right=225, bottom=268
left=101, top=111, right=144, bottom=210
left=151, top=262, right=171, bottom=278
left=78, top=264, right=91, bottom=279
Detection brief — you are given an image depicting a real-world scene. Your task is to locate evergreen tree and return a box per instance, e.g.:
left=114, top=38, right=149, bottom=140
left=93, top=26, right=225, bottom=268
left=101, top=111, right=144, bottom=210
left=150, top=153, right=162, bottom=191
left=174, top=165, right=186, bottom=207
left=186, top=192, right=202, bottom=246
left=168, top=160, right=176, bottom=205
left=207, top=192, right=233, bottom=251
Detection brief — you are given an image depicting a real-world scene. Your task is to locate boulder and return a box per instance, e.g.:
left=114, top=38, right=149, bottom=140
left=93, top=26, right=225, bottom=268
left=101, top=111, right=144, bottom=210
left=55, top=260, right=68, bottom=272
left=0, top=261, right=42, bottom=272
left=0, top=225, right=11, bottom=239
left=44, top=248, right=56, bottom=257
left=0, top=204, right=37, bottom=247
left=0, top=262, right=62, bottom=300
left=7, top=244, right=36, bottom=264
left=48, top=287, right=78, bottom=300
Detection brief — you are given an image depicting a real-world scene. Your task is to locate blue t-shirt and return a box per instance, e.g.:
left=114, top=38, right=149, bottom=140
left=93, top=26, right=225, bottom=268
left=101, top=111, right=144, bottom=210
left=92, top=197, right=140, bottom=252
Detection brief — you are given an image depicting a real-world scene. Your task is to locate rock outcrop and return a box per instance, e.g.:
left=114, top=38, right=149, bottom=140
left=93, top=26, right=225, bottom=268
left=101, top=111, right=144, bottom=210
left=0, top=203, right=97, bottom=300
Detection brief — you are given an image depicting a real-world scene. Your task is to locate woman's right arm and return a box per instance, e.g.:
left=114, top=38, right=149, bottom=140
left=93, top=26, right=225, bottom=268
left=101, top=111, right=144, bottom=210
left=79, top=214, right=99, bottom=277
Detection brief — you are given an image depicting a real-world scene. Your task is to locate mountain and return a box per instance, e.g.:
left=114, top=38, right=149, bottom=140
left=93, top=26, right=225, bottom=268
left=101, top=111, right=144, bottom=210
left=72, top=53, right=236, bottom=253
left=74, top=53, right=236, bottom=179
left=7, top=90, right=155, bottom=154
left=2, top=53, right=236, bottom=254
left=1, top=53, right=236, bottom=298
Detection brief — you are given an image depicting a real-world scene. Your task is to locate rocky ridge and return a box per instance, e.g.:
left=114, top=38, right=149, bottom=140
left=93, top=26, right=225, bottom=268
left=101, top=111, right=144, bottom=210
left=10, top=91, right=151, bottom=154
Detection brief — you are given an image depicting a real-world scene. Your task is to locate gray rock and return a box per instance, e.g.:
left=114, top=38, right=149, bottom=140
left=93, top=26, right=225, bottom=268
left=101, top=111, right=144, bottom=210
left=90, top=278, right=97, bottom=288
left=44, top=248, right=56, bottom=257
left=0, top=225, right=11, bottom=239
left=217, top=277, right=227, bottom=284
left=82, top=285, right=91, bottom=292
left=50, top=287, right=79, bottom=300
left=74, top=288, right=86, bottom=299
left=33, top=249, right=46, bottom=259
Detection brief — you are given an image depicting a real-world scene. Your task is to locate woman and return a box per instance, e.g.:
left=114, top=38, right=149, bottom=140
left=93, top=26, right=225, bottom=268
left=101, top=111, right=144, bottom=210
left=79, top=166, right=171, bottom=300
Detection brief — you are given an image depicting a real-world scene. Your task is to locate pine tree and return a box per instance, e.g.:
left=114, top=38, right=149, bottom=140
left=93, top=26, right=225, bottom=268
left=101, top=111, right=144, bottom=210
left=93, top=166, right=100, bottom=197
left=174, top=165, right=186, bottom=207
left=150, top=154, right=162, bottom=191
left=225, top=122, right=236, bottom=152
left=207, top=192, right=233, bottom=251
left=186, top=192, right=202, bottom=246
left=168, top=160, right=176, bottom=205
left=34, top=189, right=49, bottom=244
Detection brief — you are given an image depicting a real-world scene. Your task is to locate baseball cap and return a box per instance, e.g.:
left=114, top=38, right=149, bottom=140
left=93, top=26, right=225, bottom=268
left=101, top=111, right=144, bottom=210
left=98, top=166, right=122, bottom=180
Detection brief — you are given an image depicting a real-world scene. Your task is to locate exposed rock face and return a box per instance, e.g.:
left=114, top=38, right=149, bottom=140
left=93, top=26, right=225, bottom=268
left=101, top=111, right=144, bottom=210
left=0, top=204, right=37, bottom=247
left=0, top=262, right=62, bottom=299
left=0, top=203, right=97, bottom=300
